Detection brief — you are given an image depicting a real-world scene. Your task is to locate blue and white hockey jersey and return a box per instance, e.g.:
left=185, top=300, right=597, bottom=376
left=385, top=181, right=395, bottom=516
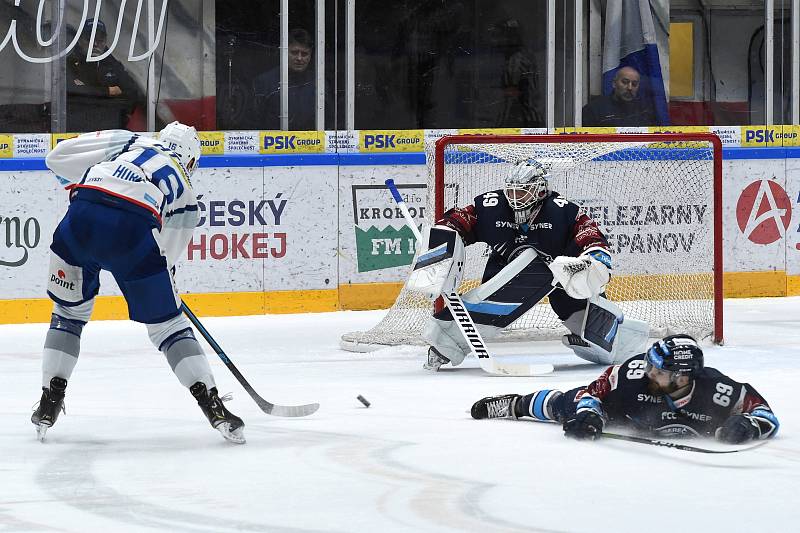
left=45, top=130, right=199, bottom=268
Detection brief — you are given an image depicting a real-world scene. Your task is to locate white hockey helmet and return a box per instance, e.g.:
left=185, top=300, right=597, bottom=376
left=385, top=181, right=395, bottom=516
left=503, top=159, right=550, bottom=223
left=158, top=121, right=201, bottom=175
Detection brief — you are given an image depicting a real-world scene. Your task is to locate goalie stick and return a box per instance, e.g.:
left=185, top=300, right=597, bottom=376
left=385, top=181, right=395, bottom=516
left=182, top=302, right=320, bottom=417
left=385, top=178, right=553, bottom=377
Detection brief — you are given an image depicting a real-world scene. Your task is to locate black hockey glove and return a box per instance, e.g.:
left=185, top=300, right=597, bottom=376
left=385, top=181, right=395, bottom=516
left=563, top=410, right=605, bottom=440
left=717, top=414, right=760, bottom=444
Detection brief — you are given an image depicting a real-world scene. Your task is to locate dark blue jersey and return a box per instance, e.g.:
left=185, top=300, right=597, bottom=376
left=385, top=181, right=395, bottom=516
left=438, top=189, right=609, bottom=263
left=573, top=354, right=777, bottom=439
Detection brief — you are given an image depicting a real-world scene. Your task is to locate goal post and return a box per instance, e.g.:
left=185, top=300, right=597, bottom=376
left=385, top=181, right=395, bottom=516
left=341, top=133, right=723, bottom=352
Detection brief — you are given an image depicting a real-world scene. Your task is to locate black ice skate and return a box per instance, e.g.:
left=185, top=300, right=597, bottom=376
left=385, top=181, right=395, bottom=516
left=31, top=377, right=67, bottom=441
left=471, top=394, right=521, bottom=420
left=190, top=382, right=246, bottom=444
left=423, top=347, right=450, bottom=371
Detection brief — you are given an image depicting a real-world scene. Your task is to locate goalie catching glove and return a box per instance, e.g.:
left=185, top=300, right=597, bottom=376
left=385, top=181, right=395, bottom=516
left=407, top=224, right=465, bottom=300
left=549, top=249, right=611, bottom=300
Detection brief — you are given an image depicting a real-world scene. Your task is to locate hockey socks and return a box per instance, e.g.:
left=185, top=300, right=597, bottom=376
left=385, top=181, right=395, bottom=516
left=517, top=389, right=563, bottom=422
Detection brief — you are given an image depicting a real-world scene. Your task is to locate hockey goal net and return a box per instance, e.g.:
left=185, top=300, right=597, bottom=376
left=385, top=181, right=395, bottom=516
left=341, top=133, right=723, bottom=351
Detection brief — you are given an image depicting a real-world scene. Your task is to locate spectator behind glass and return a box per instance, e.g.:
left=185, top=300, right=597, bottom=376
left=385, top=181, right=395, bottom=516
left=252, top=28, right=316, bottom=130
left=66, top=19, right=142, bottom=132
left=490, top=18, right=543, bottom=127
left=582, top=66, right=657, bottom=127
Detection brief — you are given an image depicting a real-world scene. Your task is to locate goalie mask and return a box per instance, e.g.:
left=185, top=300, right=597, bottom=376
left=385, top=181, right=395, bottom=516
left=644, top=334, right=704, bottom=380
left=503, top=159, right=550, bottom=224
left=158, top=121, right=201, bottom=176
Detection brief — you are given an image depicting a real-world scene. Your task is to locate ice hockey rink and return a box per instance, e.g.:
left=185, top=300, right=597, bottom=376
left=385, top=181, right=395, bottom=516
left=1, top=296, right=798, bottom=533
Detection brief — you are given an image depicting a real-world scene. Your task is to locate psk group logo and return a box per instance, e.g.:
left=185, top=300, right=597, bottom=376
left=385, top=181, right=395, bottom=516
left=736, top=179, right=791, bottom=244
left=260, top=131, right=325, bottom=154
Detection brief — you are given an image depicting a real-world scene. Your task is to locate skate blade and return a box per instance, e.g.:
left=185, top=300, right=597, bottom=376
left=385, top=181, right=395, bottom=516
left=216, top=422, right=246, bottom=444
left=35, top=423, right=51, bottom=442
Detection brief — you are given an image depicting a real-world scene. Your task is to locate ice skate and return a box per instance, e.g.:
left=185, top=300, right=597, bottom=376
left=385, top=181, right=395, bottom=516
left=31, top=377, right=67, bottom=442
left=471, top=394, right=521, bottom=420
left=190, top=382, right=246, bottom=444
left=423, top=347, right=450, bottom=371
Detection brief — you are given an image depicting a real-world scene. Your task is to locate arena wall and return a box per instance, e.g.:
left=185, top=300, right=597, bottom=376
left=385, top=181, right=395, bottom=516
left=1, top=126, right=799, bottom=323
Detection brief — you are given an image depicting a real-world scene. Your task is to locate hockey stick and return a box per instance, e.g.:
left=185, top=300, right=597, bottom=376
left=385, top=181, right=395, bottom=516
left=181, top=302, right=320, bottom=417
left=386, top=178, right=553, bottom=377
left=602, top=431, right=770, bottom=454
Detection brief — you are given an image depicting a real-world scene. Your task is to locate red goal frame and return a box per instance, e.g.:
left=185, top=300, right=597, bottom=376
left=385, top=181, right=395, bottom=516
left=433, top=133, right=724, bottom=344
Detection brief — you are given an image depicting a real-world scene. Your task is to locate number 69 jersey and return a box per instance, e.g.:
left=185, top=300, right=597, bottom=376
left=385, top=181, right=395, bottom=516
left=46, top=130, right=199, bottom=268
left=575, top=354, right=775, bottom=439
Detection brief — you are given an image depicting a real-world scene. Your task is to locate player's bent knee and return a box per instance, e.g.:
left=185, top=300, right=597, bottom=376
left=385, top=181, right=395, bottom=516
left=52, top=300, right=94, bottom=324
left=147, top=314, right=193, bottom=350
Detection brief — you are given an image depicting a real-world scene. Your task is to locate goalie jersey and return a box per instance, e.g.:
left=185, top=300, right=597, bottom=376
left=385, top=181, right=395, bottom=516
left=572, top=354, right=778, bottom=439
left=45, top=130, right=199, bottom=268
left=437, top=189, right=609, bottom=262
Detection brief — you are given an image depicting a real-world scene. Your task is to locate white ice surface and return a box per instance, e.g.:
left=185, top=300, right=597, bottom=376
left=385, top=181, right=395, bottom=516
left=1, top=297, right=798, bottom=532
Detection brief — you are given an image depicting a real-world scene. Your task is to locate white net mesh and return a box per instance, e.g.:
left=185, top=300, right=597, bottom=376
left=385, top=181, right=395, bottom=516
left=341, top=134, right=720, bottom=351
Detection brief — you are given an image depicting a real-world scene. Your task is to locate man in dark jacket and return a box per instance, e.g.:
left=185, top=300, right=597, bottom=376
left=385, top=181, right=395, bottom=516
left=582, top=66, right=657, bottom=127
left=66, top=19, right=142, bottom=132
left=252, top=28, right=316, bottom=131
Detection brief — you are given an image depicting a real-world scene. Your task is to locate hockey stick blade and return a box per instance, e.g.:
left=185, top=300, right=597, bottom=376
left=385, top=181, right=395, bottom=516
left=602, top=432, right=770, bottom=454
left=182, top=302, right=319, bottom=418
left=480, top=359, right=555, bottom=377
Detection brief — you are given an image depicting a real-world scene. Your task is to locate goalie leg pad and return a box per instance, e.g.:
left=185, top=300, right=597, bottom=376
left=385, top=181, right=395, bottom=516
left=562, top=297, right=650, bottom=365
left=408, top=225, right=465, bottom=300
left=422, top=315, right=501, bottom=367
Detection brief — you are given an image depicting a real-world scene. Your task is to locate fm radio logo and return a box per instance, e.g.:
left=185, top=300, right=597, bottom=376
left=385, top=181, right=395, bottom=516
left=736, top=179, right=791, bottom=244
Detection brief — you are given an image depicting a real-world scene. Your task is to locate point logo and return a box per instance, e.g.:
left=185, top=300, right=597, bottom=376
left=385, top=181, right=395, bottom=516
left=736, top=179, right=791, bottom=244
left=50, top=269, right=76, bottom=291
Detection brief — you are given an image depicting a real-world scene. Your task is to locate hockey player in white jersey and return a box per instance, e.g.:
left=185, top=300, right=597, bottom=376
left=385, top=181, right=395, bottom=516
left=31, top=122, right=246, bottom=444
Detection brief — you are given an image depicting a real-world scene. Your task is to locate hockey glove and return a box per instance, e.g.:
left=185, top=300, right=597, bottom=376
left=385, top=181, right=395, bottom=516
left=716, top=414, right=761, bottom=444
left=549, top=249, right=611, bottom=300
left=407, top=225, right=465, bottom=301
left=563, top=398, right=605, bottom=440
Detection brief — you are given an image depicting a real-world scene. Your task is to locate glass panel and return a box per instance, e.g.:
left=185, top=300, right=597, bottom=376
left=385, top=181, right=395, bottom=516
left=62, top=2, right=149, bottom=132
left=152, top=1, right=213, bottom=130
left=215, top=1, right=278, bottom=130
left=583, top=0, right=669, bottom=127
left=354, top=0, right=546, bottom=129
left=670, top=1, right=763, bottom=126
left=216, top=0, right=328, bottom=131
left=555, top=0, right=575, bottom=128
left=773, top=0, right=793, bottom=125
left=0, top=5, right=54, bottom=132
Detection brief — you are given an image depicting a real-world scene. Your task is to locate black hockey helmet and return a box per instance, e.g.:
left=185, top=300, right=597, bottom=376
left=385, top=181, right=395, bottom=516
left=644, top=334, right=704, bottom=378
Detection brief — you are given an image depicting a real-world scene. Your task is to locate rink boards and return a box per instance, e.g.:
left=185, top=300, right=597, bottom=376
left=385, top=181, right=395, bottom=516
left=0, top=145, right=799, bottom=323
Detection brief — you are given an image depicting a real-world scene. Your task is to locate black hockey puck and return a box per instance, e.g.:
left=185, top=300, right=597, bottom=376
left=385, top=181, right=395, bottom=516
left=357, top=394, right=371, bottom=408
